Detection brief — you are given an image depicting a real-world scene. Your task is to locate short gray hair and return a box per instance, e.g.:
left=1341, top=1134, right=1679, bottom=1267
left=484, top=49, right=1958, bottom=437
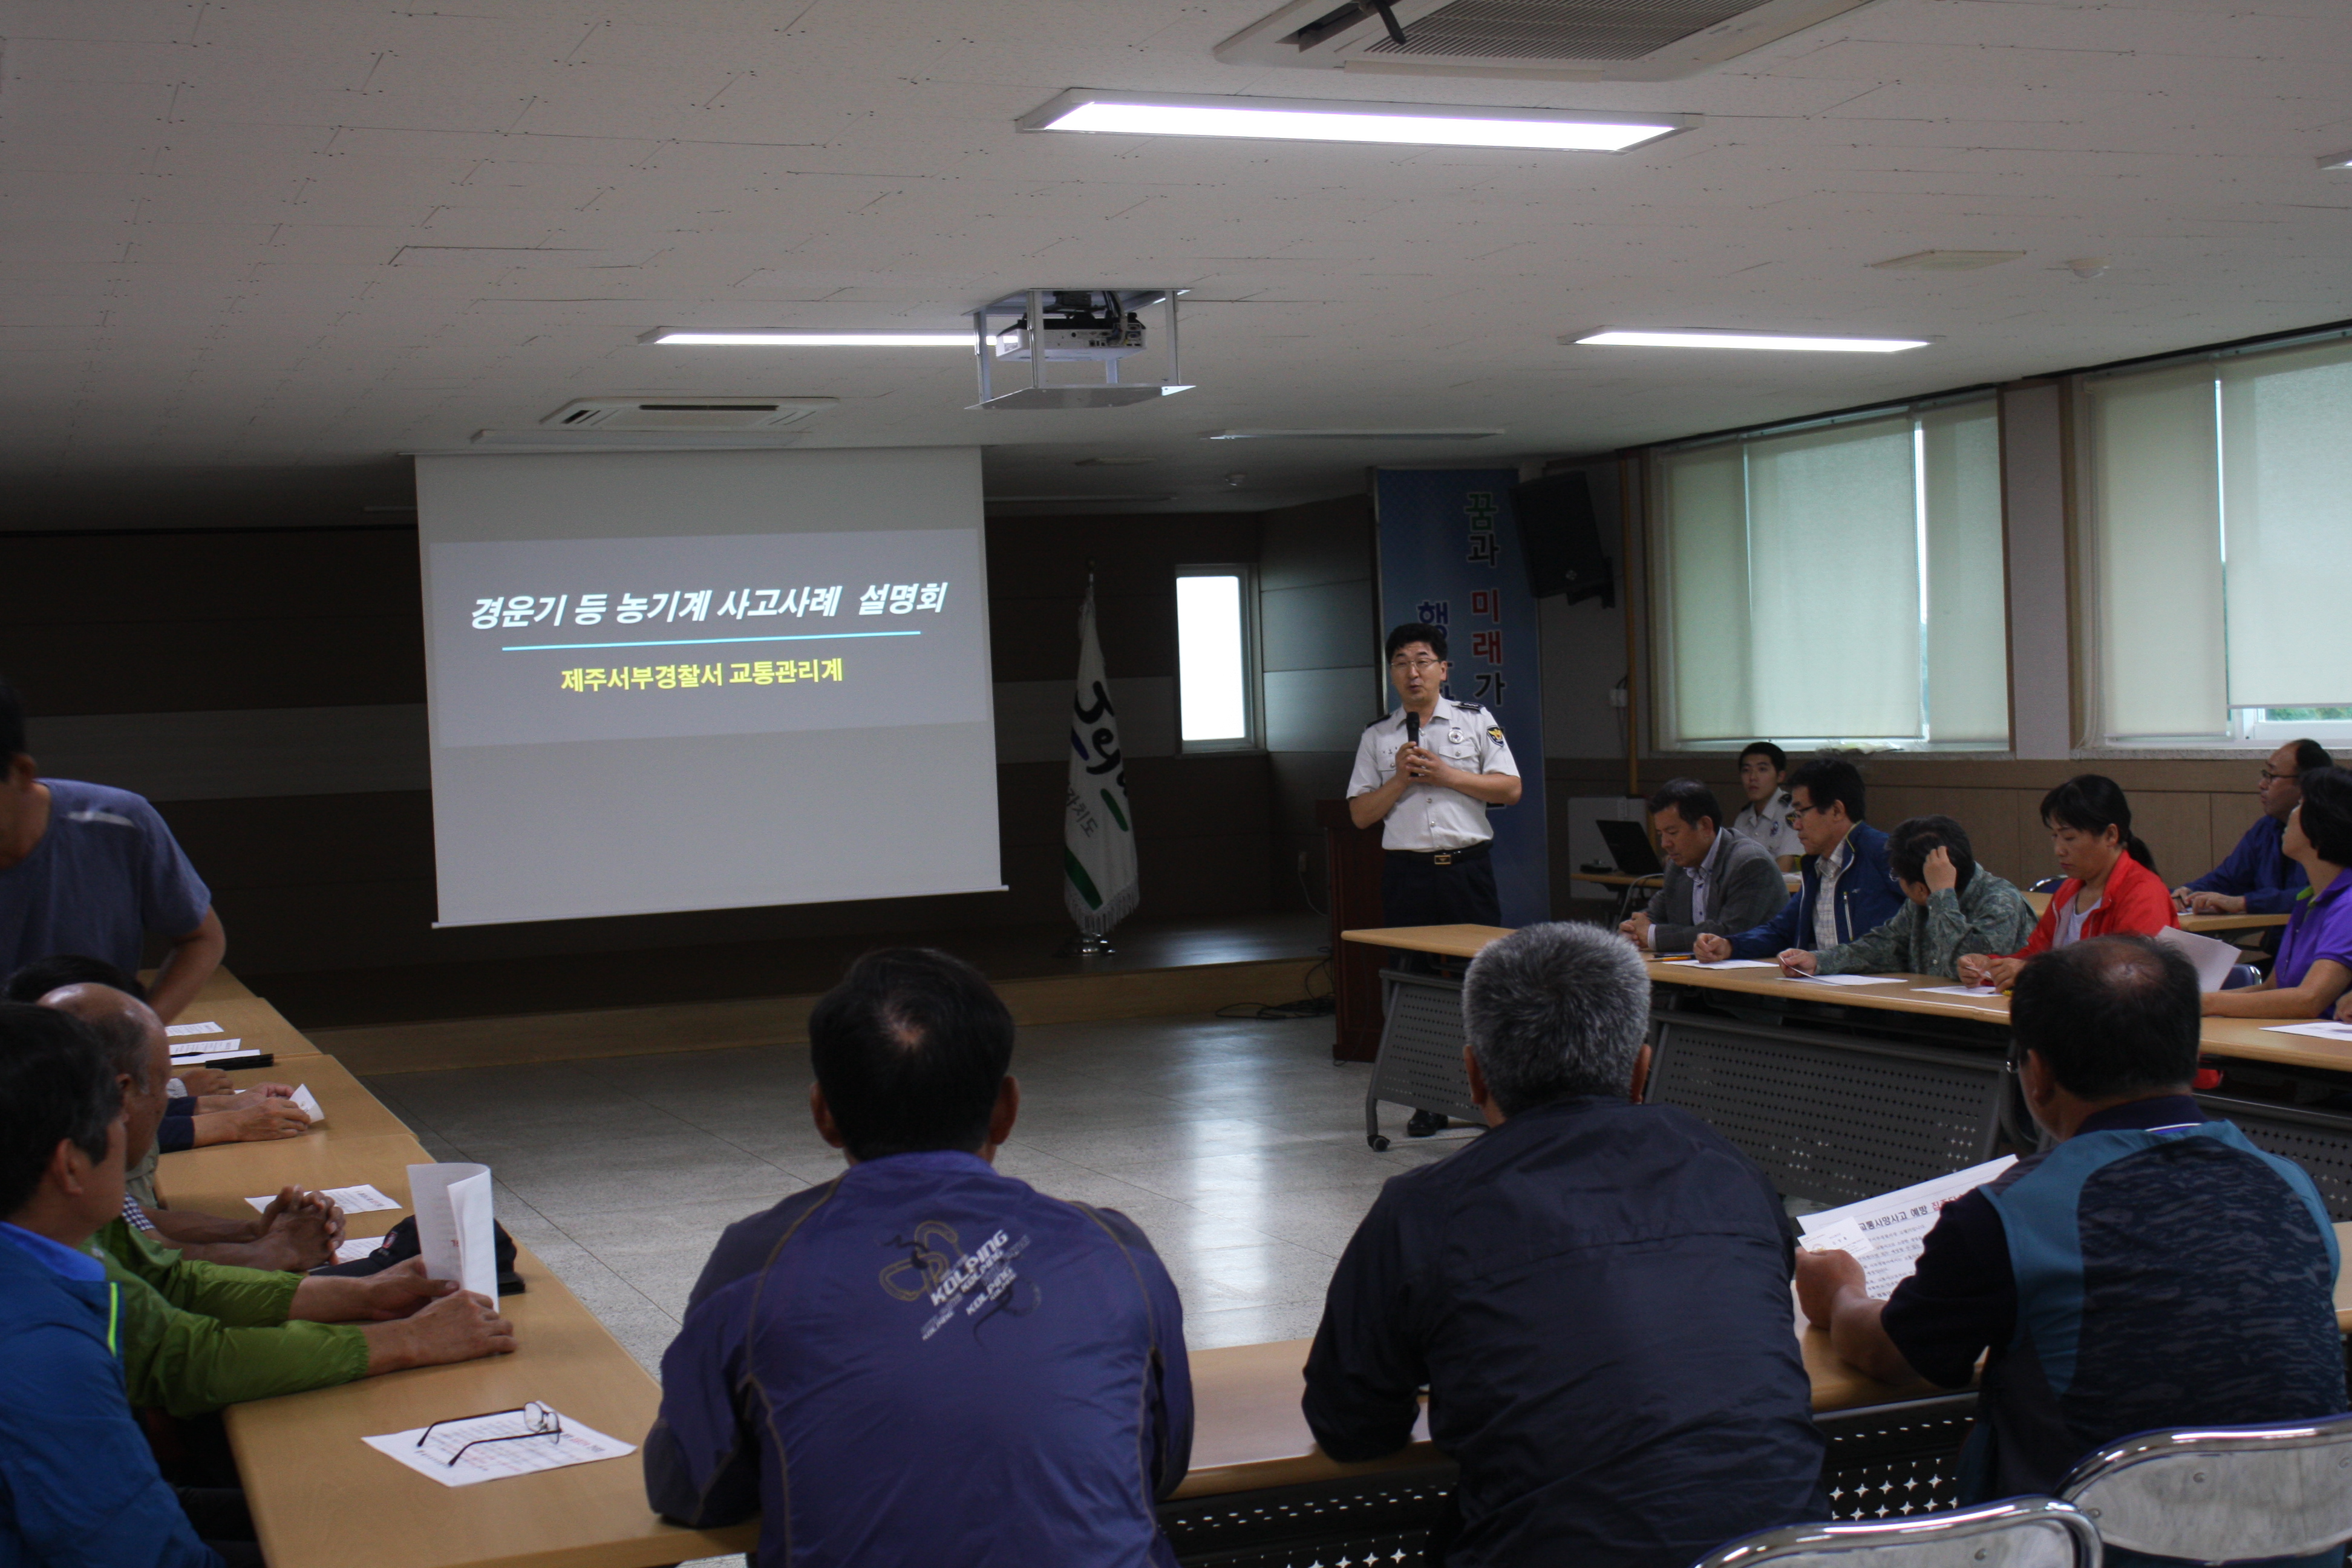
left=1462, top=923, right=1651, bottom=1115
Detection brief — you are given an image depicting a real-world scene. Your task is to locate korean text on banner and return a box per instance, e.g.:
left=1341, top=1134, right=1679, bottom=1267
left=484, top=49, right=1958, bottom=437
left=408, top=1162, right=498, bottom=1300
left=1373, top=470, right=1550, bottom=926
left=1064, top=577, right=1139, bottom=936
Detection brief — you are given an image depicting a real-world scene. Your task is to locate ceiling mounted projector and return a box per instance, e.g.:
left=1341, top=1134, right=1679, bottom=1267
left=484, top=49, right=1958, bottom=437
left=1215, top=0, right=1875, bottom=82
left=969, top=289, right=1194, bottom=411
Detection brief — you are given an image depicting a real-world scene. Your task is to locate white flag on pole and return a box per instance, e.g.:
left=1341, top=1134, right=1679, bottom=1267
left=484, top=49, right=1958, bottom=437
left=1064, top=578, right=1139, bottom=935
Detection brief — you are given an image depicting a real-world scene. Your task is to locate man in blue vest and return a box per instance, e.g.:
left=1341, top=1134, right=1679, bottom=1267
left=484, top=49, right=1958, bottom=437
left=1799, top=936, right=2345, bottom=1564
left=0, top=1002, right=221, bottom=1567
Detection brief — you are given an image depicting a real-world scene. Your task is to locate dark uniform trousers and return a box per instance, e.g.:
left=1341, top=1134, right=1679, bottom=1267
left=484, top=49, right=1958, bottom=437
left=1381, top=841, right=1501, bottom=929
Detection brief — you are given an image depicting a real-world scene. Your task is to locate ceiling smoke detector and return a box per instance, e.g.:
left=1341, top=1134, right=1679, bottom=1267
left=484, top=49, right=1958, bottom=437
left=1214, top=0, right=1877, bottom=82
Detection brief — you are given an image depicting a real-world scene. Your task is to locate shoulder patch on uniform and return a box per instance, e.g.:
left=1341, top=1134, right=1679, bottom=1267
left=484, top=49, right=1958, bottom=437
left=1452, top=699, right=1486, bottom=713
left=1487, top=726, right=1506, bottom=743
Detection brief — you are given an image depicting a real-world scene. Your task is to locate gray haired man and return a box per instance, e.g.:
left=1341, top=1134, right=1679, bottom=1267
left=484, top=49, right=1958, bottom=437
left=1302, top=923, right=1824, bottom=1568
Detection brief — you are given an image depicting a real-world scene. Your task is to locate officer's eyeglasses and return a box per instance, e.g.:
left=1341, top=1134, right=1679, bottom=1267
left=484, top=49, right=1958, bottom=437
left=1390, top=658, right=1444, bottom=673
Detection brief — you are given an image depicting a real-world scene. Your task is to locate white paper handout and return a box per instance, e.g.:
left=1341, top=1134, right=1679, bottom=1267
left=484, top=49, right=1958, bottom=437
left=1798, top=1155, right=2018, bottom=1299
left=363, top=1405, right=634, bottom=1488
left=2154, top=924, right=2243, bottom=992
left=170, top=1038, right=245, bottom=1059
left=289, top=1084, right=325, bottom=1126
left=247, top=1183, right=400, bottom=1215
left=165, top=1022, right=223, bottom=1037
left=1789, top=973, right=1909, bottom=987
left=1915, top=984, right=2002, bottom=997
left=335, top=1236, right=387, bottom=1264
left=2262, top=1021, right=2352, bottom=1041
left=1685, top=958, right=1779, bottom=970
left=409, top=1162, right=498, bottom=1299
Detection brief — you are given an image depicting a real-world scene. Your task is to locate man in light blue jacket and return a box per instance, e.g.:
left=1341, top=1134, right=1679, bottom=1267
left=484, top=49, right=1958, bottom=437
left=0, top=1001, right=221, bottom=1568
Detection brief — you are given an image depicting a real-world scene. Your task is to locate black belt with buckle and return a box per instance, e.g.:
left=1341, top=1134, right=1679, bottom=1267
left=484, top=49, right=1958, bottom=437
left=1390, top=843, right=1491, bottom=867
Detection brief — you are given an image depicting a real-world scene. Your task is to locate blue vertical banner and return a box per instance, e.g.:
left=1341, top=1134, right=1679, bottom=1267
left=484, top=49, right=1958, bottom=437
left=1373, top=469, right=1550, bottom=928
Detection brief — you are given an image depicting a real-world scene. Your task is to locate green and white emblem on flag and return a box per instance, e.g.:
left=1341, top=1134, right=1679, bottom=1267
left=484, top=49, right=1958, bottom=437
left=1064, top=577, right=1139, bottom=935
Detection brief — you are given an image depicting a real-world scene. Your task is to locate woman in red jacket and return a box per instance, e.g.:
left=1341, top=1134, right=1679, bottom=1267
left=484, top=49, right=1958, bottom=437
left=1959, top=774, right=2177, bottom=990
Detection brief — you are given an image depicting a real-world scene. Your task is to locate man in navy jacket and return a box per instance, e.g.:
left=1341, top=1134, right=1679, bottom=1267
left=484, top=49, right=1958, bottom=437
left=1699, top=757, right=1904, bottom=961
left=1304, top=923, right=1824, bottom=1568
left=645, top=948, right=1192, bottom=1568
left=0, top=1002, right=220, bottom=1568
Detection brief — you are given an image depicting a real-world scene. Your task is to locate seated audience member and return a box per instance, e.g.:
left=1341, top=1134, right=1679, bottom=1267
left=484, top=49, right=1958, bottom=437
left=646, top=948, right=1192, bottom=1567
left=2205, top=766, right=2352, bottom=1020
left=0, top=1002, right=223, bottom=1568
left=2174, top=739, right=2331, bottom=916
left=1778, top=816, right=2037, bottom=981
left=1304, top=923, right=1823, bottom=1568
left=0, top=678, right=226, bottom=1021
left=30, top=984, right=513, bottom=1416
left=1730, top=741, right=1802, bottom=865
left=42, top=982, right=335, bottom=1269
left=1618, top=779, right=1788, bottom=954
left=1695, top=758, right=1903, bottom=962
left=1797, top=939, right=2344, bottom=1549
left=7, top=958, right=310, bottom=1168
left=1959, top=775, right=2175, bottom=990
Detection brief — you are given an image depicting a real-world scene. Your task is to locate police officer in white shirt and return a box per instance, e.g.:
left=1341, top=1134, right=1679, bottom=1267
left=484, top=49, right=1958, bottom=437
left=1731, top=741, right=1803, bottom=866
left=1348, top=623, right=1524, bottom=1131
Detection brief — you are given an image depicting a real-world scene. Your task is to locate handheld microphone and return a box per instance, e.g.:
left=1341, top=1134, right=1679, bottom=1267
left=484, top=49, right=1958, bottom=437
left=1404, top=712, right=1420, bottom=748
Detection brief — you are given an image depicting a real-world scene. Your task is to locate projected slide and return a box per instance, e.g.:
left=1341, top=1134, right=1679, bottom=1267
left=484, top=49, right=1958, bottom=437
left=428, top=529, right=987, bottom=748
left=416, top=447, right=1000, bottom=929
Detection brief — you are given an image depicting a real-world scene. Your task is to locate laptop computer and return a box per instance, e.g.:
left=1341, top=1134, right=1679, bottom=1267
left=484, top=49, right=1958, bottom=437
left=1595, top=818, right=1665, bottom=877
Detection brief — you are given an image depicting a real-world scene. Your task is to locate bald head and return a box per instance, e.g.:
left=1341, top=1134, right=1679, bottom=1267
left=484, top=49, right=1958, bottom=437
left=39, top=984, right=165, bottom=1090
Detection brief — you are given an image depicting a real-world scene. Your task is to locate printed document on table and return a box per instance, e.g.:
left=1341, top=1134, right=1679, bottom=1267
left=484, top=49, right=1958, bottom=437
left=249, top=1183, right=401, bottom=1215
left=2263, top=1021, right=2352, bottom=1041
left=1797, top=1156, right=2017, bottom=1299
left=1685, top=958, right=1779, bottom=970
left=1789, top=973, right=1908, bottom=987
left=364, top=1408, right=635, bottom=1488
left=1916, top=984, right=2001, bottom=997
left=289, top=1084, right=325, bottom=1126
left=170, top=1038, right=245, bottom=1059
left=334, top=1236, right=385, bottom=1264
left=165, top=1022, right=223, bottom=1037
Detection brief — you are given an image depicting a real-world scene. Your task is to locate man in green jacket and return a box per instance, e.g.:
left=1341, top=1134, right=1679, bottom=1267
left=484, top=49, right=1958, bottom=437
left=39, top=983, right=515, bottom=1416
left=1776, top=817, right=2037, bottom=981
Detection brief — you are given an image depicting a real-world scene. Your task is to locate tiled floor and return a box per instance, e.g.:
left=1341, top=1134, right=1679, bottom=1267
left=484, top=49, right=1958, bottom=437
left=361, top=1010, right=1473, bottom=1378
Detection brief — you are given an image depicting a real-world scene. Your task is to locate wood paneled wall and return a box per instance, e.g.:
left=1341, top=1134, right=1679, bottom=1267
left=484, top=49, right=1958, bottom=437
left=1, top=513, right=1276, bottom=981
left=1544, top=756, right=2279, bottom=900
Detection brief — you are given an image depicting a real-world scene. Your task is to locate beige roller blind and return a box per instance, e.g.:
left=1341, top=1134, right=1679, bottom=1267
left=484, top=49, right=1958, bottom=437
left=1745, top=417, right=1921, bottom=740
left=1656, top=443, right=1751, bottom=744
left=1920, top=403, right=2010, bottom=743
left=2220, top=339, right=2352, bottom=710
left=2088, top=368, right=2226, bottom=740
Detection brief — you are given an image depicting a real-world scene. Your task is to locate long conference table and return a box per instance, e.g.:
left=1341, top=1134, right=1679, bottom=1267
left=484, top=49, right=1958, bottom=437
left=157, top=959, right=2352, bottom=1568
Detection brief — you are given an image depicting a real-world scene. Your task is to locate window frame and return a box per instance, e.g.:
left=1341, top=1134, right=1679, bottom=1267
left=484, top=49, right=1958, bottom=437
left=1172, top=563, right=1263, bottom=754
left=1644, top=390, right=2010, bottom=755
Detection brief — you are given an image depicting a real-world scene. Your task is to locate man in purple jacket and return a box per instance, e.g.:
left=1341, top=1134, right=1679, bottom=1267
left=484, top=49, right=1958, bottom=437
left=2174, top=739, right=2331, bottom=916
left=644, top=947, right=1192, bottom=1567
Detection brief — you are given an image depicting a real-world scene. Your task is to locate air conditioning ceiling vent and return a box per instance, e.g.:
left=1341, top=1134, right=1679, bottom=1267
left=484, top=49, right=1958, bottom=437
left=538, top=396, right=835, bottom=432
left=1216, top=0, right=1876, bottom=80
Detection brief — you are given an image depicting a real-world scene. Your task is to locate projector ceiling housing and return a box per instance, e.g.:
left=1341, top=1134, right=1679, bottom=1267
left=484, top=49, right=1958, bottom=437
left=1214, top=0, right=1880, bottom=82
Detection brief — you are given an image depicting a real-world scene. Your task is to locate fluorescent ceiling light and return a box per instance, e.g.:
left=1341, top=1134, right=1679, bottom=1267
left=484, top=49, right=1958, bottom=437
left=1019, top=89, right=1688, bottom=154
left=1869, top=250, right=2024, bottom=272
left=646, top=328, right=979, bottom=347
left=1570, top=329, right=1931, bottom=353
left=2321, top=150, right=2352, bottom=171
left=1203, top=427, right=1504, bottom=440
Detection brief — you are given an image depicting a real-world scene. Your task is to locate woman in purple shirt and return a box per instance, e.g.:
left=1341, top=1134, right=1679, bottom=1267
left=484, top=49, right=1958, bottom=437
left=2206, top=766, right=2352, bottom=1019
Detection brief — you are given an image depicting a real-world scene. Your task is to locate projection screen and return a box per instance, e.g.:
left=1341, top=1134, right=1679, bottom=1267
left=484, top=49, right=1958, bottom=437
left=415, top=447, right=999, bottom=927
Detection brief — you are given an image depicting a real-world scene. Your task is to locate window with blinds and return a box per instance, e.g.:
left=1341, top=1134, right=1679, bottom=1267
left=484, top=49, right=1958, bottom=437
left=2085, top=335, right=2352, bottom=745
left=1650, top=398, right=2007, bottom=750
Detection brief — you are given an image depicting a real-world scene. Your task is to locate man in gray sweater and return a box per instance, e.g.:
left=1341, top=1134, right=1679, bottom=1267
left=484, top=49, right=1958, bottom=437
left=1777, top=815, right=2037, bottom=980
left=1621, top=779, right=1790, bottom=955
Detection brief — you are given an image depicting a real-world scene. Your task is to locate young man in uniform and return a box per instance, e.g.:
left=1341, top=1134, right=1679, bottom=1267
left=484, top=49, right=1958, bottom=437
left=1347, top=622, right=1523, bottom=1135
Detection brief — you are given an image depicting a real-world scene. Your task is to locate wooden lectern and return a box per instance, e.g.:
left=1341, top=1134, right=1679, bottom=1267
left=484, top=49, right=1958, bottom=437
left=1316, top=799, right=1388, bottom=1062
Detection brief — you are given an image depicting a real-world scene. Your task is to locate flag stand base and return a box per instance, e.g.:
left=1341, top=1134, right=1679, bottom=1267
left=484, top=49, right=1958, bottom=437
left=1061, top=932, right=1117, bottom=958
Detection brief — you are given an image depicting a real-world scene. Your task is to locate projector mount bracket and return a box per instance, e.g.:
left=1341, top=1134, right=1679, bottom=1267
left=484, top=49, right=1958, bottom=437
left=969, top=288, right=1194, bottom=411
